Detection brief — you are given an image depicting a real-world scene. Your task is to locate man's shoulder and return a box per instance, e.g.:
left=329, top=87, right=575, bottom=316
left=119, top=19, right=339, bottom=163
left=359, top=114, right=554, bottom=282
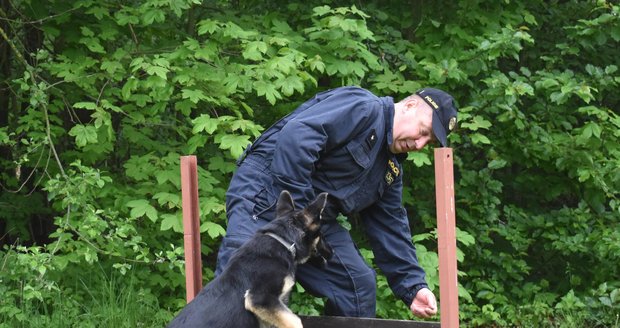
left=330, top=86, right=379, bottom=99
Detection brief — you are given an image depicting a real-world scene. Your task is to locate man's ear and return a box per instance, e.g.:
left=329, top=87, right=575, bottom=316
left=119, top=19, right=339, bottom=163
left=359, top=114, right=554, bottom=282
left=403, top=97, right=419, bottom=112
left=276, top=190, right=295, bottom=217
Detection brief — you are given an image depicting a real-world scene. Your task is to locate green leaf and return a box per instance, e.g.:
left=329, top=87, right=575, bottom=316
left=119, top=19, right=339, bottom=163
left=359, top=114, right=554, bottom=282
left=456, top=227, right=476, bottom=246
left=80, top=26, right=95, bottom=37
left=182, top=89, right=207, bottom=103
left=254, top=81, right=281, bottom=105
left=160, top=213, right=182, bottom=232
left=100, top=60, right=123, bottom=74
left=309, top=56, right=326, bottom=73
left=610, top=288, right=620, bottom=304
left=407, top=152, right=431, bottom=167
left=219, top=134, right=251, bottom=158
left=200, top=195, right=225, bottom=215
left=85, top=6, right=109, bottom=20
left=197, top=19, right=219, bottom=35
left=207, top=155, right=236, bottom=174
left=313, top=5, right=332, bottom=16
left=92, top=109, right=111, bottom=129
left=540, top=78, right=560, bottom=89
left=115, top=10, right=139, bottom=25
left=242, top=41, right=268, bottom=61
left=175, top=99, right=195, bottom=116
left=187, top=135, right=208, bottom=154
left=604, top=65, right=618, bottom=74
left=143, top=8, right=165, bottom=25
left=73, top=102, right=97, bottom=110
left=488, top=159, right=507, bottom=170
left=192, top=115, right=219, bottom=134
left=239, top=101, right=254, bottom=116
left=155, top=170, right=178, bottom=185
left=581, top=122, right=601, bottom=140
left=461, top=115, right=492, bottom=131
left=145, top=65, right=169, bottom=79
left=152, top=57, right=170, bottom=68
left=80, top=37, right=106, bottom=53
left=121, top=78, right=138, bottom=100
left=127, top=199, right=158, bottom=222
left=278, top=76, right=304, bottom=96
left=470, top=133, right=491, bottom=145
left=523, top=12, right=537, bottom=25
left=201, top=221, right=226, bottom=239
left=68, top=124, right=98, bottom=147
left=512, top=81, right=534, bottom=95
left=268, top=55, right=297, bottom=74
left=575, top=85, right=595, bottom=103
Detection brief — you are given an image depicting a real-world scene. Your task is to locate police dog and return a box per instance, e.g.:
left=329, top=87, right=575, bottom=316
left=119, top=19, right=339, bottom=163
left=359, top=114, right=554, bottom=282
left=168, top=190, right=331, bottom=328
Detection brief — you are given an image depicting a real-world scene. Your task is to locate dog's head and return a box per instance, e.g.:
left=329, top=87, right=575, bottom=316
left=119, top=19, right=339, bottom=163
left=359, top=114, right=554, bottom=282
left=275, top=190, right=332, bottom=265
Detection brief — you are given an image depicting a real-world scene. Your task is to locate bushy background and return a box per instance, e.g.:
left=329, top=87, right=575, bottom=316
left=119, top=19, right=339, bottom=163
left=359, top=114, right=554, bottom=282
left=1, top=0, right=619, bottom=326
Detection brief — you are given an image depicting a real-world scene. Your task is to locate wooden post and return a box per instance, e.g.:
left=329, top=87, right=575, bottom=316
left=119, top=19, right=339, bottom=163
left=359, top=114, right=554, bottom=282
left=180, top=155, right=202, bottom=303
left=434, top=148, right=459, bottom=328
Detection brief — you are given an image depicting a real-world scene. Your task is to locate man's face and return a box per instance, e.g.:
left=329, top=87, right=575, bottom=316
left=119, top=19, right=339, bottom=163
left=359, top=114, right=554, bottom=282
left=390, top=98, right=435, bottom=154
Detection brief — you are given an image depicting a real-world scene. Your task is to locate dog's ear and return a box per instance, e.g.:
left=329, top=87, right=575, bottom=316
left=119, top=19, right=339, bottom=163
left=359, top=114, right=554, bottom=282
left=304, top=192, right=328, bottom=224
left=276, top=190, right=295, bottom=217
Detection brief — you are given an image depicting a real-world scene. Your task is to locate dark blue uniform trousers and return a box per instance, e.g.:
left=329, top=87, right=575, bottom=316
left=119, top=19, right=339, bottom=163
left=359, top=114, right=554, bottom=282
left=215, top=157, right=377, bottom=317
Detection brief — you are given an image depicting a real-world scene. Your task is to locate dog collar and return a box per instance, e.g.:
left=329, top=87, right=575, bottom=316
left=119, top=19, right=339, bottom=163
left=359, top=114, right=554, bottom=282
left=265, top=232, right=296, bottom=257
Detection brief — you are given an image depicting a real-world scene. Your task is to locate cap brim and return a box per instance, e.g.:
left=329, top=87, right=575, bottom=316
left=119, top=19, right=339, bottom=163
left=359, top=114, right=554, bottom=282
left=432, top=110, right=448, bottom=147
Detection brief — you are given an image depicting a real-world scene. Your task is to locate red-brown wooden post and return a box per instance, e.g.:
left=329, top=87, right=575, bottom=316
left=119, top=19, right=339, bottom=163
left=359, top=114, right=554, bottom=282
left=180, top=155, right=203, bottom=303
left=434, top=148, right=459, bottom=328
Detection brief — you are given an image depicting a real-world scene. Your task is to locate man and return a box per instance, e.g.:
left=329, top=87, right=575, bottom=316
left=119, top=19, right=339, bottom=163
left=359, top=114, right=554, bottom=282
left=215, top=86, right=458, bottom=319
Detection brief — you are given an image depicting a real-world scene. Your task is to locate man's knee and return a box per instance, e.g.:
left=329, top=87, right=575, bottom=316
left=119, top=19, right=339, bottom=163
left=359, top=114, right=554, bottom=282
left=356, top=268, right=377, bottom=297
left=324, top=268, right=377, bottom=317
left=352, top=269, right=377, bottom=316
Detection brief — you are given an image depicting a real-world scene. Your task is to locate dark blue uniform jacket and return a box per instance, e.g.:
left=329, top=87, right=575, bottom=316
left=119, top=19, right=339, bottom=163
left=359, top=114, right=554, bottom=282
left=237, top=86, right=428, bottom=306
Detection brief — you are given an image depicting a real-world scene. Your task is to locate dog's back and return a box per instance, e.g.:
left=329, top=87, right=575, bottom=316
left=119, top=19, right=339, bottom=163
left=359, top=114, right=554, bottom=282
left=168, top=233, right=299, bottom=327
left=167, top=191, right=329, bottom=328
left=167, top=268, right=257, bottom=327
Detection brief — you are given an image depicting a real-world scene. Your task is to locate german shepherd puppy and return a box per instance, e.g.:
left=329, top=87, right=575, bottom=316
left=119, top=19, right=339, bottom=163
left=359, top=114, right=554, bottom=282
left=168, top=190, right=331, bottom=328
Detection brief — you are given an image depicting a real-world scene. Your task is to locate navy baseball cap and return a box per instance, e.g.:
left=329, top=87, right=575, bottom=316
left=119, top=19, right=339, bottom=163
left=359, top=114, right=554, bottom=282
left=415, top=88, right=458, bottom=147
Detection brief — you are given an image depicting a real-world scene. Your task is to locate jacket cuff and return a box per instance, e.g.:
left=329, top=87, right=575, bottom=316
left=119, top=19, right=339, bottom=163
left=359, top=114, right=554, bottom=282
left=401, top=283, right=429, bottom=307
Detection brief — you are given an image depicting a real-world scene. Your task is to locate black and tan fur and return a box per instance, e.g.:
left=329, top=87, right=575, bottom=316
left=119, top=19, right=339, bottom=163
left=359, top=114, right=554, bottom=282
left=167, top=191, right=331, bottom=328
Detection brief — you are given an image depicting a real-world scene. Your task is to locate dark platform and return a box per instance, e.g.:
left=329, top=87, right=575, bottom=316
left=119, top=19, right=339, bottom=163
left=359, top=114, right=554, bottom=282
left=300, top=315, right=440, bottom=328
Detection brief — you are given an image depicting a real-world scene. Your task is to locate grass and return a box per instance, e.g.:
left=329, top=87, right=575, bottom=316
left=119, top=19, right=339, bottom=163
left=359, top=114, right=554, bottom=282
left=0, top=267, right=174, bottom=328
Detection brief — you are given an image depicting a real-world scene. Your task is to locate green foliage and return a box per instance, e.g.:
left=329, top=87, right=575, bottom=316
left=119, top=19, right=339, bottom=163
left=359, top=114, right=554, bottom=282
left=1, top=0, right=619, bottom=326
left=0, top=248, right=172, bottom=327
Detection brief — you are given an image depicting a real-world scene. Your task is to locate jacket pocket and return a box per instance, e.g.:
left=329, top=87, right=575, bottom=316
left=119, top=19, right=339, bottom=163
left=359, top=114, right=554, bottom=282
left=346, top=141, right=371, bottom=168
left=319, top=141, right=372, bottom=189
left=251, top=187, right=277, bottom=221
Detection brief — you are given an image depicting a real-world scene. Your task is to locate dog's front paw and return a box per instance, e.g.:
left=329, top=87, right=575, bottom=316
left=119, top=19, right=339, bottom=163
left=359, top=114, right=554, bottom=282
left=282, top=313, right=302, bottom=328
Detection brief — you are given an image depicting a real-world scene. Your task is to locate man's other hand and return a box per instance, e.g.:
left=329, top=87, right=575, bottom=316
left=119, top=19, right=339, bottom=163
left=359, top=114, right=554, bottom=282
left=409, top=288, right=437, bottom=318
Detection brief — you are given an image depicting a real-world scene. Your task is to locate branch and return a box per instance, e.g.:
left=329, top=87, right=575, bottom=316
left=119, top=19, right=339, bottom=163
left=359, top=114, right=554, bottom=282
left=0, top=13, right=68, bottom=179
left=96, top=79, right=111, bottom=106
left=0, top=22, right=28, bottom=68
left=128, top=23, right=139, bottom=49
left=0, top=5, right=78, bottom=25
left=0, top=143, right=46, bottom=193
left=42, top=99, right=67, bottom=178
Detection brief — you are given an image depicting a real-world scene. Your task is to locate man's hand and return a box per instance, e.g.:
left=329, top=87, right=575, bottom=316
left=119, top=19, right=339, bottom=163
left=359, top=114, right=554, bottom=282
left=409, top=288, right=437, bottom=318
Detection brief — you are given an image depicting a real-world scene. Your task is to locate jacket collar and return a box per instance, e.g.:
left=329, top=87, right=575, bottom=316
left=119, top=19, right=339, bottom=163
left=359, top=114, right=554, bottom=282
left=381, top=96, right=407, bottom=163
